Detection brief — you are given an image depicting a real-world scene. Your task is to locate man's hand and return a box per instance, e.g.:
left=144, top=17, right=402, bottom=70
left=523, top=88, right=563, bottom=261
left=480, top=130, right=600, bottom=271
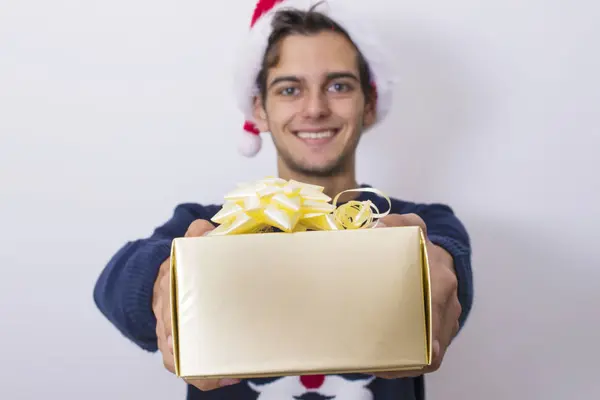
left=151, top=219, right=241, bottom=391
left=373, top=214, right=461, bottom=379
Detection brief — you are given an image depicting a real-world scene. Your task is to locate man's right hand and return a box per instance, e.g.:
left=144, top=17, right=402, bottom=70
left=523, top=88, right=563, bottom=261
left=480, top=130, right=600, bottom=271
left=152, top=219, right=241, bottom=391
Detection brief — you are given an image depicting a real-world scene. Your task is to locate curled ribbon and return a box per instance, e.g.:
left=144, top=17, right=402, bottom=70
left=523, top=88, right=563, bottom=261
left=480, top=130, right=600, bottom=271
left=207, top=177, right=391, bottom=236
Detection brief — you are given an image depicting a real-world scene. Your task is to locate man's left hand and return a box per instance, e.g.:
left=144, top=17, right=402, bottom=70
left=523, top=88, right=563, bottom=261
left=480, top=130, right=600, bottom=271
left=373, top=213, right=462, bottom=379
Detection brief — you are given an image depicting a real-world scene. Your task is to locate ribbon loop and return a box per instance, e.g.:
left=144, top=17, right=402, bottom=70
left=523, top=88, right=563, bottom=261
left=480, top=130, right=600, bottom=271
left=208, top=178, right=391, bottom=236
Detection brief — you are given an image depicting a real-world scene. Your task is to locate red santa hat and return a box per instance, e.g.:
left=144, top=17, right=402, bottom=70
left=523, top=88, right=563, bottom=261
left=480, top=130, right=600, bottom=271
left=234, top=0, right=395, bottom=157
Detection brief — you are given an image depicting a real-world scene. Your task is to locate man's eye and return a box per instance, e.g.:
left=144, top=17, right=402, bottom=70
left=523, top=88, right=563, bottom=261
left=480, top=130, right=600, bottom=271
left=329, top=83, right=351, bottom=92
left=279, top=87, right=299, bottom=96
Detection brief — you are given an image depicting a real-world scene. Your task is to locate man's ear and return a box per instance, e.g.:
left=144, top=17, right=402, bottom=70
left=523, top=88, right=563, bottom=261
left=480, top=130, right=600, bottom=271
left=252, top=95, right=269, bottom=132
left=362, top=87, right=377, bottom=129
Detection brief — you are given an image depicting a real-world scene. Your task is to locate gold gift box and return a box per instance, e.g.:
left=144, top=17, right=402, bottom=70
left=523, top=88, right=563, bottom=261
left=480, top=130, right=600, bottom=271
left=169, top=226, right=432, bottom=379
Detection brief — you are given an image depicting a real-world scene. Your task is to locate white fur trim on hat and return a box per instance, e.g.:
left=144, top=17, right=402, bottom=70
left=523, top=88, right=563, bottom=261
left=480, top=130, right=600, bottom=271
left=239, top=128, right=263, bottom=157
left=233, top=0, right=396, bottom=157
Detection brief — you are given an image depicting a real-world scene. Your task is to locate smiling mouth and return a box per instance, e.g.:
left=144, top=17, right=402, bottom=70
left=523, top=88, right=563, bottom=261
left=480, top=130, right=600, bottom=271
left=293, top=129, right=339, bottom=141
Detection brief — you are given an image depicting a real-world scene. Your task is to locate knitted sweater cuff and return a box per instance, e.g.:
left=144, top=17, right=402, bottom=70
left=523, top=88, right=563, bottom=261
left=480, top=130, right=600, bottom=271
left=122, top=238, right=173, bottom=351
left=427, top=234, right=473, bottom=330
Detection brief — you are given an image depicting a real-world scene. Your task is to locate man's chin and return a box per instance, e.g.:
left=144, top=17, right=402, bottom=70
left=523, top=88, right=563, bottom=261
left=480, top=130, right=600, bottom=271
left=276, top=143, right=349, bottom=176
left=287, top=157, right=345, bottom=177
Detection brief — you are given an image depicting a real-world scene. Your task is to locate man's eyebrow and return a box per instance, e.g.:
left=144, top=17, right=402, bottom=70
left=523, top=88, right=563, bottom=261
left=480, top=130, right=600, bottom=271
left=326, top=72, right=360, bottom=82
left=268, top=76, right=301, bottom=89
left=268, top=72, right=360, bottom=89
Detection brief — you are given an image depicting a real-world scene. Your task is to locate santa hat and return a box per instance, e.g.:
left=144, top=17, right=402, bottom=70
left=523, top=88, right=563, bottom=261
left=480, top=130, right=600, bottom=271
left=234, top=0, right=395, bottom=157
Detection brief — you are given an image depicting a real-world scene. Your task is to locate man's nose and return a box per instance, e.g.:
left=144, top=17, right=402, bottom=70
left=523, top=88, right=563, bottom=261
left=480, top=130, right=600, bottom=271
left=302, top=90, right=331, bottom=119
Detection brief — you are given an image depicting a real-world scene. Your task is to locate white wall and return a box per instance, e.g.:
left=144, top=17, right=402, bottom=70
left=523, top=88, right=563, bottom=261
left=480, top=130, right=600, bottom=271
left=1, top=0, right=598, bottom=398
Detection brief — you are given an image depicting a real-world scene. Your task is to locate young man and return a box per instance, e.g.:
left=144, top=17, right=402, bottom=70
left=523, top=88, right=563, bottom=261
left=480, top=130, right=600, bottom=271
left=93, top=1, right=473, bottom=399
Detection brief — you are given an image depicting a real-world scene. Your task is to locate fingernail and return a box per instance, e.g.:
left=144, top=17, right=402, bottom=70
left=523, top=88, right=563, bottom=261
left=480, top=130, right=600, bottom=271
left=167, top=335, right=173, bottom=350
left=219, top=378, right=241, bottom=387
left=433, top=340, right=440, bottom=355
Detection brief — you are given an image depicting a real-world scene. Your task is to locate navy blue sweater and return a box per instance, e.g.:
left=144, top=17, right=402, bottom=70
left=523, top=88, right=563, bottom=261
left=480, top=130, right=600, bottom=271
left=93, top=186, right=473, bottom=400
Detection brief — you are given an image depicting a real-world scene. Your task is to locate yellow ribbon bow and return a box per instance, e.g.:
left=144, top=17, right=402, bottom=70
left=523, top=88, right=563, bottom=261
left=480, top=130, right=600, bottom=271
left=207, top=177, right=391, bottom=236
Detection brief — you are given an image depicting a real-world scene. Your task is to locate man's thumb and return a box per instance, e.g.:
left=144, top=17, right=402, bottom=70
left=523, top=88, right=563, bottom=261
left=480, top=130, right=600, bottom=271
left=185, top=219, right=215, bottom=237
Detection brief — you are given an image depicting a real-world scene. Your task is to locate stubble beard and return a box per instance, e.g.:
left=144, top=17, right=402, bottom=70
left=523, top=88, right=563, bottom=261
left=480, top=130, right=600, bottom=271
left=272, top=129, right=362, bottom=178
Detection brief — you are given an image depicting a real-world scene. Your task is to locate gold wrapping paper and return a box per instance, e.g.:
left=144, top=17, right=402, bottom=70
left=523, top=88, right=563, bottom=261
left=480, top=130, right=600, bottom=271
left=169, top=178, right=432, bottom=379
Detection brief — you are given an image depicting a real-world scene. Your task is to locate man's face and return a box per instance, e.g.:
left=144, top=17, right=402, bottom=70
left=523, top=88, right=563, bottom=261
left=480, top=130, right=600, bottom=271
left=253, top=31, right=375, bottom=176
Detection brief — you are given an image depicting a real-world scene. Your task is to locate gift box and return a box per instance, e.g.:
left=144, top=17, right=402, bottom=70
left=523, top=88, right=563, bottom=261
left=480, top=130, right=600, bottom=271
left=169, top=178, right=432, bottom=379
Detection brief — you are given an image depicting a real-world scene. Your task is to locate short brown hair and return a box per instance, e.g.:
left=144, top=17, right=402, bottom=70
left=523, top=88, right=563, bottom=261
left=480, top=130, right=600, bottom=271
left=255, top=5, right=374, bottom=105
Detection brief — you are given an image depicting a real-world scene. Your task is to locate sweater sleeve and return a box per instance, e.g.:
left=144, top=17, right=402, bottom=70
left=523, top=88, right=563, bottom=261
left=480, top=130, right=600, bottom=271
left=416, top=203, right=474, bottom=332
left=93, top=203, right=215, bottom=352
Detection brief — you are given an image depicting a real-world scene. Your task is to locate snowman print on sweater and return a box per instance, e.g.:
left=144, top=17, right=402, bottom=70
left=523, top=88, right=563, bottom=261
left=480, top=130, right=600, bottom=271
left=248, top=374, right=375, bottom=399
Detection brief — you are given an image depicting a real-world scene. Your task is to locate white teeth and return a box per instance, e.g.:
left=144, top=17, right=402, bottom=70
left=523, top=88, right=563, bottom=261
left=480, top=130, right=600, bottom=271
left=296, top=130, right=334, bottom=139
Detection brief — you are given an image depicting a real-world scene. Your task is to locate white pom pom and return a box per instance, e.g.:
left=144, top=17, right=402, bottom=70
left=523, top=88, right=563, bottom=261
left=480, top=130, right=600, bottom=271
left=238, top=131, right=262, bottom=157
